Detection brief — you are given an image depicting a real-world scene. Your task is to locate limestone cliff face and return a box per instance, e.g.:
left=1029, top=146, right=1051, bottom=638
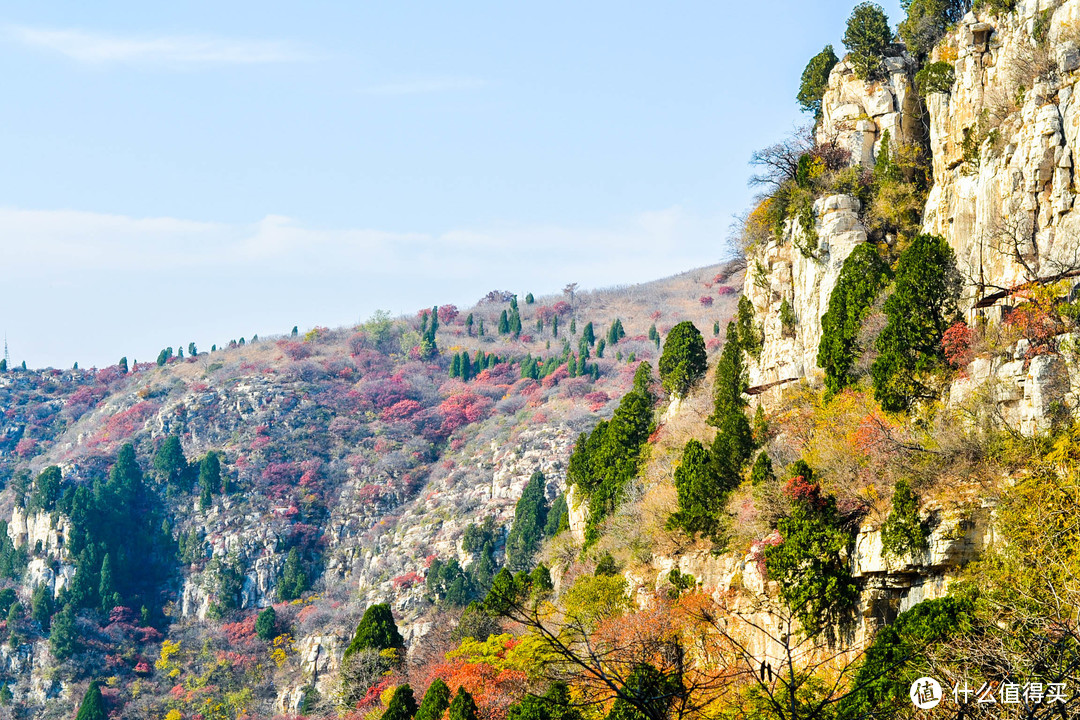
left=744, top=195, right=868, bottom=396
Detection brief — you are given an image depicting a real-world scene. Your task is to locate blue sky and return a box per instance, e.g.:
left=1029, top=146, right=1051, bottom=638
left=0, top=0, right=903, bottom=368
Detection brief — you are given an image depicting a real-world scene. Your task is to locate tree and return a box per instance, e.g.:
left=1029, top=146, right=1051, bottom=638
left=505, top=471, right=550, bottom=572
left=278, top=547, right=309, bottom=601
left=188, top=342, right=197, bottom=356
left=871, top=234, right=961, bottom=411
left=582, top=322, right=595, bottom=346
left=118, top=356, right=128, bottom=374
left=798, top=45, right=839, bottom=117
left=899, top=0, right=970, bottom=60
left=499, top=310, right=510, bottom=335
left=199, top=451, right=222, bottom=499
left=156, top=347, right=173, bottom=366
left=466, top=313, right=474, bottom=336
left=525, top=293, right=535, bottom=304
left=507, top=682, right=582, bottom=720
left=817, top=243, right=892, bottom=396
left=98, top=554, right=114, bottom=612
left=709, top=323, right=752, bottom=468
left=31, top=584, right=51, bottom=631
left=50, top=604, right=78, bottom=659
left=552, top=315, right=559, bottom=338
left=667, top=440, right=726, bottom=540
left=658, top=321, right=707, bottom=399
left=880, top=479, right=929, bottom=560
left=416, top=679, right=452, bottom=720
left=256, top=606, right=277, bottom=641
left=344, top=603, right=405, bottom=659
left=75, top=681, right=106, bottom=720
left=154, top=435, right=190, bottom=490
left=448, top=687, right=481, bottom=720
left=843, top=2, right=893, bottom=81
left=384, top=684, right=419, bottom=720
left=606, top=664, right=680, bottom=720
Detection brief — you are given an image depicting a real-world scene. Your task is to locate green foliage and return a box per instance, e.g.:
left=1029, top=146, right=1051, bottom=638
left=708, top=323, right=754, bottom=491
left=544, top=494, right=569, bottom=537
left=416, top=679, right=452, bottom=720
left=871, top=234, right=961, bottom=411
left=27, top=466, right=62, bottom=513
left=750, top=452, right=775, bottom=486
left=31, top=584, right=51, bottom=631
left=658, top=321, right=707, bottom=399
left=118, top=357, right=127, bottom=374
left=567, top=364, right=655, bottom=542
left=75, top=681, right=106, bottom=720
left=606, top=319, right=626, bottom=346
left=914, top=60, right=956, bottom=95
left=505, top=471, right=550, bottom=572
left=154, top=435, right=191, bottom=491
left=735, top=297, right=762, bottom=357
left=668, top=439, right=729, bottom=540
left=525, top=293, right=535, bottom=305
left=499, top=310, right=510, bottom=335
left=881, top=479, right=929, bottom=560
left=49, top=604, right=78, bottom=659
left=765, top=477, right=858, bottom=641
left=0, top=683, right=10, bottom=706
left=594, top=553, right=619, bottom=577
left=843, top=2, right=893, bottom=81
left=817, top=243, right=892, bottom=396
left=837, top=596, right=973, bottom=720
left=779, top=298, right=797, bottom=337
left=198, top=451, right=222, bottom=509
left=255, top=606, right=277, bottom=641
left=344, top=603, right=405, bottom=659
left=156, top=347, right=173, bottom=366
left=606, top=664, right=680, bottom=720
left=582, top=322, right=595, bottom=346
left=448, top=687, right=481, bottom=720
left=797, top=45, right=839, bottom=117
left=971, top=0, right=1015, bottom=14
left=277, top=547, right=309, bottom=601
left=900, top=0, right=969, bottom=60
left=206, top=556, right=244, bottom=619
left=426, top=557, right=473, bottom=608
left=384, top=684, right=418, bottom=720
left=507, top=682, right=581, bottom=720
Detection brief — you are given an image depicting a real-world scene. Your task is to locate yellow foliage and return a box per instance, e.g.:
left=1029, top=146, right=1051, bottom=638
left=269, top=633, right=294, bottom=668
left=164, top=710, right=183, bottom=720
left=380, top=684, right=398, bottom=707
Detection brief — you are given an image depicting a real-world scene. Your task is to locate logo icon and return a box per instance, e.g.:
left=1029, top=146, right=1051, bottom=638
left=910, top=677, right=943, bottom=709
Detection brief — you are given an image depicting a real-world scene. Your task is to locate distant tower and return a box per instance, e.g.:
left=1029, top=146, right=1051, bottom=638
left=3, top=334, right=7, bottom=366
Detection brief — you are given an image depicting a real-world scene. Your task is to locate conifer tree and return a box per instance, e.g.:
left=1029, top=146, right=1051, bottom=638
left=582, top=322, right=595, bottom=346
left=668, top=439, right=725, bottom=539
left=278, top=547, right=308, bottom=601
left=461, top=353, right=472, bottom=381
left=154, top=435, right=190, bottom=490
left=448, top=687, right=481, bottom=720
left=844, top=2, right=892, bottom=80
left=498, top=310, right=510, bottom=335
left=384, top=684, right=419, bottom=720
left=416, top=679, right=452, bottom=720
left=75, top=681, right=106, bottom=720
left=31, top=584, right=51, bottom=631
left=570, top=318, right=576, bottom=335
left=552, top=316, right=559, bottom=338
left=344, top=603, right=405, bottom=659
left=478, top=319, right=485, bottom=336
left=798, top=45, right=839, bottom=117
left=510, top=308, right=522, bottom=337
left=199, top=451, right=222, bottom=498
left=50, top=604, right=78, bottom=659
left=255, top=606, right=277, bottom=641
left=118, top=357, right=128, bottom=374
left=465, top=314, right=474, bottom=336
left=505, top=471, right=549, bottom=572
left=658, top=321, right=707, bottom=399
left=98, top=554, right=114, bottom=612
left=450, top=354, right=462, bottom=378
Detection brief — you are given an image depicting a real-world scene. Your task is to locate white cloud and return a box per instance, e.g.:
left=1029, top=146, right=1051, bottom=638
left=358, top=77, right=487, bottom=95
left=9, top=25, right=312, bottom=66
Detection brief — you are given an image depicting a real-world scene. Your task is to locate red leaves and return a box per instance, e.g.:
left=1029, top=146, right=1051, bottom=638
left=438, top=304, right=460, bottom=323
left=699, top=296, right=714, bottom=306
left=381, top=399, right=422, bottom=422
left=941, top=321, right=973, bottom=368
left=784, top=475, right=826, bottom=511
left=278, top=340, right=313, bottom=360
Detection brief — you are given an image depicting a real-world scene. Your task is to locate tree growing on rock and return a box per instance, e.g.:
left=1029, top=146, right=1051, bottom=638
left=505, top=471, right=550, bottom=572
left=843, top=2, right=893, bottom=81
left=658, top=321, right=707, bottom=399
left=798, top=45, right=839, bottom=117
left=344, top=603, right=405, bottom=660
left=667, top=439, right=727, bottom=540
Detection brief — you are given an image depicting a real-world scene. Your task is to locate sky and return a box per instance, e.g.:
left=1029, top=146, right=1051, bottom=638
left=0, top=0, right=904, bottom=369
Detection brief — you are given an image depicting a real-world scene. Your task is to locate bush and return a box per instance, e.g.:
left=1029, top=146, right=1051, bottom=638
left=658, top=321, right=707, bottom=399
left=871, top=234, right=961, bottom=411
left=880, top=480, right=929, bottom=560
left=798, top=45, right=839, bottom=117
left=843, top=2, right=893, bottom=81
left=914, top=61, right=956, bottom=95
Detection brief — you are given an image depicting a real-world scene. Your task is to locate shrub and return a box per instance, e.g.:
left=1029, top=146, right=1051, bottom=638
left=798, top=45, right=839, bottom=117
left=658, top=321, right=707, bottom=399
left=914, top=60, right=956, bottom=95
left=255, top=606, right=277, bottom=641
left=880, top=480, right=929, bottom=560
left=843, top=2, right=893, bottom=81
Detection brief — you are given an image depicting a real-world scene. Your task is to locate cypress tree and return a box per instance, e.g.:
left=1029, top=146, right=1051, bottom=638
left=255, top=606, right=277, bottom=641
left=50, top=604, right=78, bottom=659
left=278, top=547, right=308, bottom=601
left=658, top=321, right=707, bottom=399
left=383, top=684, right=418, bottom=720
left=118, top=357, right=128, bottom=374
left=668, top=439, right=725, bottom=539
left=478, top=319, right=485, bottom=336
left=505, top=471, right=549, bottom=572
left=465, top=314, right=474, bottom=336
left=416, top=679, right=452, bottom=720
left=510, top=309, right=522, bottom=337
left=552, top=316, right=559, bottom=337
left=461, top=353, right=472, bottom=381
left=98, top=554, right=114, bottom=612
left=344, top=603, right=405, bottom=659
left=31, top=584, right=51, bottom=631
left=154, top=435, right=190, bottom=490
left=199, top=451, right=222, bottom=497
left=75, top=681, right=106, bottom=720
left=498, top=310, right=510, bottom=335
left=570, top=318, right=576, bottom=335
left=450, top=354, right=462, bottom=378
left=582, top=322, right=595, bottom=346
left=448, top=687, right=481, bottom=720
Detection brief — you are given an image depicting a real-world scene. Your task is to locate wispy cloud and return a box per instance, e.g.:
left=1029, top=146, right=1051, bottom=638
left=8, top=25, right=312, bottom=66
left=358, top=77, right=487, bottom=96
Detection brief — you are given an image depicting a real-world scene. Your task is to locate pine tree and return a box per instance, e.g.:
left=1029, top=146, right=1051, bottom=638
left=478, top=319, right=485, bottom=336
left=50, top=603, right=78, bottom=659
left=384, top=684, right=418, bottom=720
left=154, top=435, right=190, bottom=490
left=416, top=679, right=452, bottom=720
left=750, top=452, right=775, bottom=486
left=465, top=314, right=474, bottom=336
left=658, top=321, right=707, bottom=399
left=75, top=681, right=106, bottom=720
left=843, top=2, right=892, bottom=80
left=344, top=603, right=405, bottom=659
left=450, top=354, right=462, bottom=378
left=461, top=353, right=472, bottom=381
left=505, top=471, right=550, bottom=572
left=98, top=554, right=114, bottom=612
left=582, top=322, right=595, bottom=346
left=118, top=357, right=128, bottom=374
left=199, top=484, right=212, bottom=511
left=552, top=316, right=559, bottom=338
left=510, top=308, right=522, bottom=337
left=498, top=310, right=510, bottom=335
left=256, top=606, right=277, bottom=641
left=570, top=318, right=576, bottom=335
left=448, top=687, right=481, bottom=720
left=525, top=293, right=535, bottom=304
left=798, top=45, right=839, bottom=117
left=199, top=451, right=222, bottom=498
left=278, top=547, right=308, bottom=601
left=31, top=584, right=51, bottom=631
left=668, top=439, right=725, bottom=539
